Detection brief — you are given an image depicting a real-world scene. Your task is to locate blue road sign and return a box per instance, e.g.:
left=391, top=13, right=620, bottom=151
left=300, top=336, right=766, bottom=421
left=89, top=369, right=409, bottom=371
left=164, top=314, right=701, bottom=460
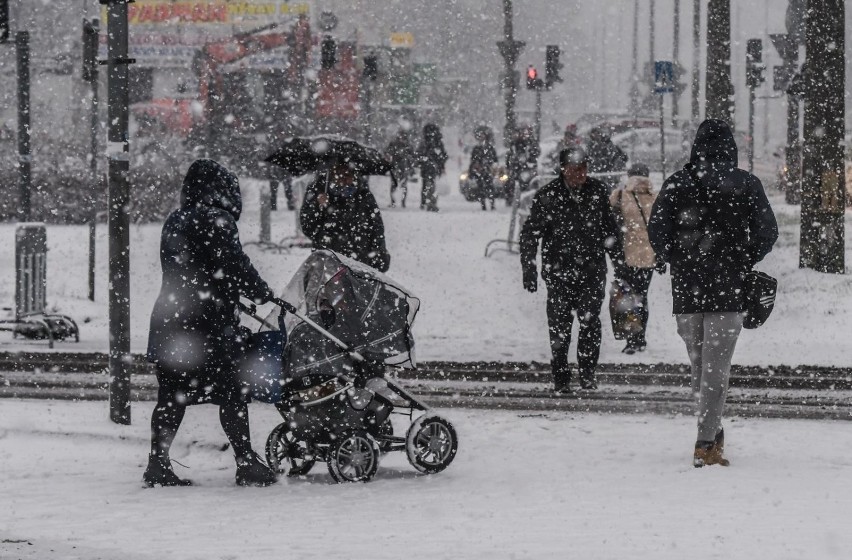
left=654, top=60, right=674, bottom=94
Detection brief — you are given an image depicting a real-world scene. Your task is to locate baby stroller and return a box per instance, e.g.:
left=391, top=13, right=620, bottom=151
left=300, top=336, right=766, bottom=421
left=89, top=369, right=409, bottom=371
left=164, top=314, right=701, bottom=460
left=237, top=250, right=458, bottom=483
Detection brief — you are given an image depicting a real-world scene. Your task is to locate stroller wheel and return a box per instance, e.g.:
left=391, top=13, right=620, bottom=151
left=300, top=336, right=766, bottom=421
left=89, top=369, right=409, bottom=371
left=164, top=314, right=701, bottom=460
left=326, top=430, right=380, bottom=483
left=265, top=422, right=316, bottom=477
left=405, top=415, right=458, bottom=474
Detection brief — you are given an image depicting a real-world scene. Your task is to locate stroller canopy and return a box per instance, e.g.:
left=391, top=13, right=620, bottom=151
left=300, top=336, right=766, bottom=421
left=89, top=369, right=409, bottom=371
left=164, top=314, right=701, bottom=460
left=264, top=250, right=420, bottom=384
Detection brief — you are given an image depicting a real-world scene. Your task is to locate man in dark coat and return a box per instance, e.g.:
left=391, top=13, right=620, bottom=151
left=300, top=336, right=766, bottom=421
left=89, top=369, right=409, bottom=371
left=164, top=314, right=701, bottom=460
left=416, top=123, right=448, bottom=212
left=648, top=119, right=778, bottom=467
left=300, top=160, right=391, bottom=272
left=520, top=147, right=625, bottom=393
left=146, top=159, right=277, bottom=487
left=586, top=127, right=628, bottom=192
left=385, top=130, right=416, bottom=208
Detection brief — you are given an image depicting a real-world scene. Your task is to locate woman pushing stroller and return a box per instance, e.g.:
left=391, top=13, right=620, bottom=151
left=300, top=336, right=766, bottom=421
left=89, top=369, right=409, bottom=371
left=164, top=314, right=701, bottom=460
left=144, top=159, right=278, bottom=488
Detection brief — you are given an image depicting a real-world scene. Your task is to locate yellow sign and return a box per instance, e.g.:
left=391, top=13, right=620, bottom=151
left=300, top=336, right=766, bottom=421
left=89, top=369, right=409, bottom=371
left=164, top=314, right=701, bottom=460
left=389, top=32, right=415, bottom=49
left=105, top=1, right=310, bottom=25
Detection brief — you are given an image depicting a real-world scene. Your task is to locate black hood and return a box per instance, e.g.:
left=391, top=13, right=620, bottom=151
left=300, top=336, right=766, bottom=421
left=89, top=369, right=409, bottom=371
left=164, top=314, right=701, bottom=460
left=689, top=119, right=738, bottom=167
left=180, top=159, right=242, bottom=220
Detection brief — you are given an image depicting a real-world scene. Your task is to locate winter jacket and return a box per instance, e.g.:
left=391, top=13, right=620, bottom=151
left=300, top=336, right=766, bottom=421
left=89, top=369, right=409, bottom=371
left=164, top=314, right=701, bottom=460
left=385, top=136, right=416, bottom=175
left=469, top=143, right=499, bottom=178
left=147, top=160, right=273, bottom=388
left=610, top=176, right=658, bottom=268
left=300, top=176, right=391, bottom=272
left=648, top=119, right=778, bottom=314
left=417, top=134, right=448, bottom=179
left=520, top=176, right=624, bottom=286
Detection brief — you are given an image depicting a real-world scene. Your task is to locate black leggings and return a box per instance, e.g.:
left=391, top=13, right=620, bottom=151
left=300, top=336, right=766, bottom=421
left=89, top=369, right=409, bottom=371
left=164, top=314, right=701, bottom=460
left=149, top=384, right=253, bottom=462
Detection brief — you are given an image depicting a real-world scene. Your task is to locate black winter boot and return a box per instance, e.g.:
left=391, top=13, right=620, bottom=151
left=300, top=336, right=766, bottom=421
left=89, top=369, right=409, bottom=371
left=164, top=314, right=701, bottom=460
left=236, top=452, right=277, bottom=487
left=143, top=456, right=193, bottom=487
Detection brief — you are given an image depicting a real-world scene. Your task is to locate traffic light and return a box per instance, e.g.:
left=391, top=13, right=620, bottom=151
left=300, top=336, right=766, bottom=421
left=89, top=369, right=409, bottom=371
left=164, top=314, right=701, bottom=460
left=82, top=19, right=99, bottom=83
left=321, top=35, right=337, bottom=70
left=526, top=66, right=538, bottom=90
left=1, top=0, right=9, bottom=44
left=363, top=54, right=378, bottom=81
left=746, top=38, right=765, bottom=89
left=545, top=45, right=562, bottom=89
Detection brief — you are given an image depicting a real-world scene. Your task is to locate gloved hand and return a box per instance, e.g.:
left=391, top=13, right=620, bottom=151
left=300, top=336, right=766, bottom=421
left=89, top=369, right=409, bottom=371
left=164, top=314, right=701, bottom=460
left=523, top=267, right=538, bottom=293
left=654, top=257, right=667, bottom=275
left=612, top=259, right=628, bottom=281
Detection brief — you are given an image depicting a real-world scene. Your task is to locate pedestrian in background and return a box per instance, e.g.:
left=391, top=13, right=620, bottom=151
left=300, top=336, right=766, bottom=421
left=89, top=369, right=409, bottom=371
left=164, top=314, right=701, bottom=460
left=586, top=126, right=628, bottom=193
left=385, top=129, right=416, bottom=208
left=417, top=123, right=448, bottom=212
left=146, top=159, right=277, bottom=488
left=469, top=125, right=499, bottom=211
left=648, top=120, right=778, bottom=468
left=520, top=147, right=625, bottom=393
left=609, top=163, right=662, bottom=354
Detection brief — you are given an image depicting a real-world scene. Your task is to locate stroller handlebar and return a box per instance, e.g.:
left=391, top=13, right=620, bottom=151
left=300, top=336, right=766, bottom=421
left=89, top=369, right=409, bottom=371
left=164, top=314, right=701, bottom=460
left=269, top=296, right=364, bottom=363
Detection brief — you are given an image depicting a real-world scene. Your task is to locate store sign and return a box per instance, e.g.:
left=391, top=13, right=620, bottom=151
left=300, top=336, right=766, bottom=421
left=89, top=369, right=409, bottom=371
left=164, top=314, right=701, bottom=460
left=389, top=32, right=414, bottom=49
left=103, top=1, right=310, bottom=26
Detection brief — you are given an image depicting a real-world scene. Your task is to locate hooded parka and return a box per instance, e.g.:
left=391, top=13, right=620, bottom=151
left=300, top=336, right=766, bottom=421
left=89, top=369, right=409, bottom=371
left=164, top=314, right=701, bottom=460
left=648, top=120, right=778, bottom=314
left=147, top=160, right=273, bottom=403
left=300, top=175, right=391, bottom=272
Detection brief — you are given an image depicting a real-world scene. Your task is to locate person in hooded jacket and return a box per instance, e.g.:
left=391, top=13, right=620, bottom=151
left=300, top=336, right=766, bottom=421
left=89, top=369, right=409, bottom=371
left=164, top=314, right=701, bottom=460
left=385, top=129, right=416, bottom=208
left=609, top=163, right=663, bottom=354
left=469, top=127, right=500, bottom=211
left=416, top=123, right=449, bottom=212
left=145, top=159, right=277, bottom=487
left=300, top=159, right=391, bottom=272
left=648, top=119, right=778, bottom=468
left=586, top=127, right=628, bottom=193
left=520, top=147, right=625, bottom=393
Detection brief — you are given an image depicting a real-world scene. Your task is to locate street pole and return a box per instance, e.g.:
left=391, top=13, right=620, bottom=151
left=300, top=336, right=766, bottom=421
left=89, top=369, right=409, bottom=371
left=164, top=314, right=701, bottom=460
left=799, top=0, right=845, bottom=273
left=497, top=0, right=524, bottom=151
left=706, top=0, right=734, bottom=127
left=534, top=86, right=542, bottom=148
left=691, top=0, right=701, bottom=122
left=747, top=84, right=755, bottom=174
left=16, top=31, right=31, bottom=222
left=672, top=0, right=681, bottom=126
left=87, top=18, right=99, bottom=302
left=105, top=0, right=134, bottom=424
left=649, top=0, right=655, bottom=83
left=659, top=93, right=666, bottom=178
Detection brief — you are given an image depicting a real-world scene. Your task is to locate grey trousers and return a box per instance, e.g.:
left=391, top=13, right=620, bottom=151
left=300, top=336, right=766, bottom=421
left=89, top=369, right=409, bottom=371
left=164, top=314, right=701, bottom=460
left=675, top=312, right=744, bottom=442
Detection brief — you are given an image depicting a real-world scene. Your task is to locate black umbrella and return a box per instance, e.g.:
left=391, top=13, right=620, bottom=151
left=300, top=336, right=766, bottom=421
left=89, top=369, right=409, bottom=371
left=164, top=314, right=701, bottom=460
left=264, top=135, right=392, bottom=176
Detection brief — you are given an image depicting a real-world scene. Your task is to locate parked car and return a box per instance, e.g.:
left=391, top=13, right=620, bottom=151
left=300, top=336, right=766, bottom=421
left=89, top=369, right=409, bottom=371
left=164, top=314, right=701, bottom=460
left=612, top=128, right=686, bottom=172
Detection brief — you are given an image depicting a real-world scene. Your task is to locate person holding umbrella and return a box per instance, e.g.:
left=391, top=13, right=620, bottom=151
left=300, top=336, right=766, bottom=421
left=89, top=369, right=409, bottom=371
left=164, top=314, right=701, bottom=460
left=299, top=158, right=391, bottom=272
left=266, top=136, right=392, bottom=271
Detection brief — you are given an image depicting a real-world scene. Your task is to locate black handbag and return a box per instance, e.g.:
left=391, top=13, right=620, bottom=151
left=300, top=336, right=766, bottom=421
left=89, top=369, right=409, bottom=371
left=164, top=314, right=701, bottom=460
left=743, top=270, right=777, bottom=329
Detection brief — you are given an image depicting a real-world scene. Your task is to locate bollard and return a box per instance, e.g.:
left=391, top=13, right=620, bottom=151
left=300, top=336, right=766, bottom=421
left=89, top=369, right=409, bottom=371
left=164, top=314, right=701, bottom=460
left=260, top=186, right=271, bottom=244
left=269, top=180, right=278, bottom=211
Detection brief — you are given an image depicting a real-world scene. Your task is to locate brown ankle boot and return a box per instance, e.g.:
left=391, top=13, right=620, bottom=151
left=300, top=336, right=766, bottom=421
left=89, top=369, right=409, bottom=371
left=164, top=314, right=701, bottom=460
left=693, top=440, right=730, bottom=468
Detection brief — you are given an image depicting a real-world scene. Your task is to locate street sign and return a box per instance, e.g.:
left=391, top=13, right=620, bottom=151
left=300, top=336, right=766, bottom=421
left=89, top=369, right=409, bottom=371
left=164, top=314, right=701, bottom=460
left=319, top=10, right=338, bottom=32
left=770, top=33, right=795, bottom=61
left=654, top=60, right=674, bottom=94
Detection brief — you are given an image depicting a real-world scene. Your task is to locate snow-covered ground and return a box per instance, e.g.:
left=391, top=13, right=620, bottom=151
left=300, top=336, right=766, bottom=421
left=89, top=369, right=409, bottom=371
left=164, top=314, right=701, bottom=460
left=1, top=164, right=851, bottom=366
left=1, top=399, right=850, bottom=560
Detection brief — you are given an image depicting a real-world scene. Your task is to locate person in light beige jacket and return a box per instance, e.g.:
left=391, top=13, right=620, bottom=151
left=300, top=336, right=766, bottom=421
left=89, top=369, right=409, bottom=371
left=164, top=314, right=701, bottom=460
left=609, top=163, right=663, bottom=354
